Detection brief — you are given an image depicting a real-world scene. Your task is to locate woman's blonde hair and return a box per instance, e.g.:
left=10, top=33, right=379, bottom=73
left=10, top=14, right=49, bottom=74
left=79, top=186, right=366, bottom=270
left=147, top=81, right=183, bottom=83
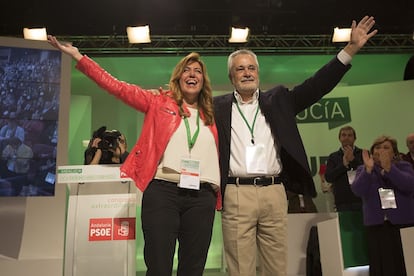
left=370, top=135, right=401, bottom=161
left=169, top=52, right=214, bottom=125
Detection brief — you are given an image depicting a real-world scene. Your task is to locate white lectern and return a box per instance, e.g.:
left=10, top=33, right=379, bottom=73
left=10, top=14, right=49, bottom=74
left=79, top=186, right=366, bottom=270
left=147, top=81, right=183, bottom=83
left=58, top=165, right=140, bottom=276
left=401, top=226, right=414, bottom=276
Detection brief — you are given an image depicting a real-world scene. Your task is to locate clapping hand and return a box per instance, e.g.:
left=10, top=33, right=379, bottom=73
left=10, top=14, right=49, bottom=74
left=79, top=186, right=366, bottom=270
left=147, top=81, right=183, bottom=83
left=342, top=145, right=355, bottom=167
left=362, top=149, right=374, bottom=173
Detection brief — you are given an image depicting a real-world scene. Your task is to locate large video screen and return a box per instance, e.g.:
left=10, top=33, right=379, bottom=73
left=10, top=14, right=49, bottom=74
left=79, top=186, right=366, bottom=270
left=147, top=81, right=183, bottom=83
left=0, top=37, right=70, bottom=197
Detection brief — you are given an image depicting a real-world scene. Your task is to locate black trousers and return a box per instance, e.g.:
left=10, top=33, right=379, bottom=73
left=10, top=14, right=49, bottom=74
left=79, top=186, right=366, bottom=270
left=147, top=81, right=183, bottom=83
left=367, top=221, right=410, bottom=276
left=141, top=179, right=216, bottom=276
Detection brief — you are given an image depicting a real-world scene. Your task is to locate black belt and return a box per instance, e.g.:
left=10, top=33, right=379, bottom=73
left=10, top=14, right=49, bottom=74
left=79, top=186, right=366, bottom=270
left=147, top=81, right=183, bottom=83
left=156, top=179, right=214, bottom=192
left=227, top=176, right=282, bottom=186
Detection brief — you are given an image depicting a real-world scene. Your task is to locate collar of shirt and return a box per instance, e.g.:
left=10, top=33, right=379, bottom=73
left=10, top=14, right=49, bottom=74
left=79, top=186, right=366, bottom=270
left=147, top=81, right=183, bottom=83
left=233, top=89, right=259, bottom=105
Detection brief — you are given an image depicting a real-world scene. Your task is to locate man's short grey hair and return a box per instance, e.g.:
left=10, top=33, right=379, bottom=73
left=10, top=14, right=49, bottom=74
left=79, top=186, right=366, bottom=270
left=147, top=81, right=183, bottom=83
left=227, top=49, right=259, bottom=77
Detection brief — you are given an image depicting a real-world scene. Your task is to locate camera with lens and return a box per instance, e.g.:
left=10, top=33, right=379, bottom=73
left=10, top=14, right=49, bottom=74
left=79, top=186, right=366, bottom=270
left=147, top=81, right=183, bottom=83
left=88, top=126, right=122, bottom=164
left=97, top=130, right=122, bottom=151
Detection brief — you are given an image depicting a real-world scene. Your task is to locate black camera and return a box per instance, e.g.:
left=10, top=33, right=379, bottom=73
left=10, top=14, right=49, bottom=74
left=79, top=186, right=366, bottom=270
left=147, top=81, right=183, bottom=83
left=97, top=130, right=122, bottom=151
left=90, top=126, right=122, bottom=163
left=84, top=126, right=124, bottom=165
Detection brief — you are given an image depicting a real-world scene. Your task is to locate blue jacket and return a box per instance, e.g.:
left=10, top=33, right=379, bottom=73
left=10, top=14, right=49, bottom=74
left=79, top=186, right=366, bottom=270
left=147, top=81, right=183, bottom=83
left=352, top=161, right=414, bottom=225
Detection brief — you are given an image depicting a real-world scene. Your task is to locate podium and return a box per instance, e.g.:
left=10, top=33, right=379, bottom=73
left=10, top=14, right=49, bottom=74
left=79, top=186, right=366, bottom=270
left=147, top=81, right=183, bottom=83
left=401, top=226, right=414, bottom=275
left=58, top=165, right=140, bottom=276
left=317, top=211, right=369, bottom=276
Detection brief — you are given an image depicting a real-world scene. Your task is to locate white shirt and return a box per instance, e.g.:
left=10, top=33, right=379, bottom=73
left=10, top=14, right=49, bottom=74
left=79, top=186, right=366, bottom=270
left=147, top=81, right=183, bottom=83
left=156, top=107, right=220, bottom=186
left=229, top=90, right=282, bottom=177
left=228, top=50, right=352, bottom=177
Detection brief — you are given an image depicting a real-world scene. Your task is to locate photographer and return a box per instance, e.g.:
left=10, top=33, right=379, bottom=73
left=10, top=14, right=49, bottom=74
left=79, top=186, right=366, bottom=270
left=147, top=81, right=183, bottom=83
left=84, top=126, right=128, bottom=165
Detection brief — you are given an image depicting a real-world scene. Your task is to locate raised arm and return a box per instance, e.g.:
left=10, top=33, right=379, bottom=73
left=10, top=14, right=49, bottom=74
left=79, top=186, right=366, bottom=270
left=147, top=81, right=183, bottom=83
left=344, top=16, right=378, bottom=57
left=48, top=35, right=83, bottom=61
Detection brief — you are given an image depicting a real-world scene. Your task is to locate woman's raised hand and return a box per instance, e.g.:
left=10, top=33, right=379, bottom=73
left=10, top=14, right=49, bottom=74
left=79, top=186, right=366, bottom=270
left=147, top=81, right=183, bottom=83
left=47, top=35, right=83, bottom=61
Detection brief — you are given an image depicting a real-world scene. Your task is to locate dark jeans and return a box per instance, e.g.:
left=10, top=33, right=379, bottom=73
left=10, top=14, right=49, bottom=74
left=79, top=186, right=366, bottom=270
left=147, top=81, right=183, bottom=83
left=141, top=179, right=216, bottom=276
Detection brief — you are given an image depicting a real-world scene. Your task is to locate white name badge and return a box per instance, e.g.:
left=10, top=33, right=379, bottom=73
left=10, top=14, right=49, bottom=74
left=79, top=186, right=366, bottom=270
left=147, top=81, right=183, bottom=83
left=245, top=143, right=267, bottom=174
left=179, top=158, right=201, bottom=190
left=378, top=188, right=397, bottom=209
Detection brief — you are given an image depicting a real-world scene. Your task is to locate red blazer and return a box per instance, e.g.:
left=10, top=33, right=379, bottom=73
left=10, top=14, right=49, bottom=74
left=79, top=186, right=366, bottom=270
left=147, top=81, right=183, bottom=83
left=76, top=56, right=222, bottom=209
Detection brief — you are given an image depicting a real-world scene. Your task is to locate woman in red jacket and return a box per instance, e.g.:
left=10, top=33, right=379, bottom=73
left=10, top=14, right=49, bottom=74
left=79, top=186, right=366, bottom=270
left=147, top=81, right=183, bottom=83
left=48, top=36, right=221, bottom=276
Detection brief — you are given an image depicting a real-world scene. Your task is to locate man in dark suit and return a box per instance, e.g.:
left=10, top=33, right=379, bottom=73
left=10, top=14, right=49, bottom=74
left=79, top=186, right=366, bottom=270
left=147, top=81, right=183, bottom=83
left=325, top=126, right=363, bottom=211
left=213, top=16, right=377, bottom=276
left=401, top=133, right=414, bottom=168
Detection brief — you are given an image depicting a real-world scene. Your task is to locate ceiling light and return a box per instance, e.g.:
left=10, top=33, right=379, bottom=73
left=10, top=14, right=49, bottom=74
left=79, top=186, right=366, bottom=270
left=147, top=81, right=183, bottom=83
left=229, top=27, right=249, bottom=43
left=332, top=27, right=351, bottom=42
left=126, top=25, right=151, bottom=44
left=23, top=27, right=48, bottom=41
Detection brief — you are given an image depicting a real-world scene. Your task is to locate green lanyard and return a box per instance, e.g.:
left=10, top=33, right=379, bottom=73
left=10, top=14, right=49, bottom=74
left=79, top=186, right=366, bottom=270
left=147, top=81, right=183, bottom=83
left=236, top=102, right=259, bottom=145
left=183, top=110, right=200, bottom=151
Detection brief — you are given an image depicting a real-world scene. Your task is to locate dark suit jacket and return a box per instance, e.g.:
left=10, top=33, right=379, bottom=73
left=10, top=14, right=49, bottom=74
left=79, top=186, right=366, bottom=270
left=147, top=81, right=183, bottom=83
left=213, top=56, right=351, bottom=202
left=325, top=146, right=363, bottom=208
left=401, top=152, right=414, bottom=169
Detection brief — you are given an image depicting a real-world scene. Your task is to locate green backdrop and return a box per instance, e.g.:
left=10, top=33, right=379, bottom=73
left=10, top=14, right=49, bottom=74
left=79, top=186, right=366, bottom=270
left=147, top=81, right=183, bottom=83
left=67, top=52, right=413, bottom=271
left=68, top=53, right=411, bottom=165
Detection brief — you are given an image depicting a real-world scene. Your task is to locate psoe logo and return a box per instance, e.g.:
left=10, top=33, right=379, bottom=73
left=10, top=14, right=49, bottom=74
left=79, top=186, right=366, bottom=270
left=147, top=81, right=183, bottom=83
left=113, top=218, right=136, bottom=240
left=89, top=218, right=112, bottom=241
left=296, top=97, right=351, bottom=129
left=89, top=217, right=136, bottom=241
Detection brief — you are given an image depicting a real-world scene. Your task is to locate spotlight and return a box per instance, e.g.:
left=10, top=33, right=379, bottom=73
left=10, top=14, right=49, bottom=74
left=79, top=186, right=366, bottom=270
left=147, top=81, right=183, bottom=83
left=229, top=27, right=249, bottom=43
left=332, top=27, right=351, bottom=42
left=23, top=27, right=48, bottom=41
left=126, top=25, right=151, bottom=44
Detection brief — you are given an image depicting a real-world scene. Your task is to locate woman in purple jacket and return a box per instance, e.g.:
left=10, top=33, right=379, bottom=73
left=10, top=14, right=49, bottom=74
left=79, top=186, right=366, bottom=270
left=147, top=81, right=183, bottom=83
left=352, top=135, right=414, bottom=276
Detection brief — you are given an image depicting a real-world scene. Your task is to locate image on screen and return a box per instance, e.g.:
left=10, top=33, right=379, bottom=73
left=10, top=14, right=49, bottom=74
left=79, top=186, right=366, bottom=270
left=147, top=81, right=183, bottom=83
left=0, top=44, right=62, bottom=196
